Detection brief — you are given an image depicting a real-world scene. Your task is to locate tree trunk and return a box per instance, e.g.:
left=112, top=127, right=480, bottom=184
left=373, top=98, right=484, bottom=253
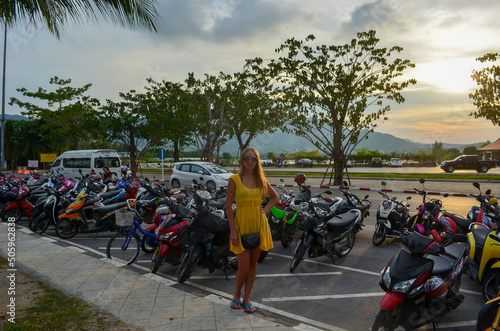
left=332, top=124, right=344, bottom=186
left=173, top=140, right=180, bottom=162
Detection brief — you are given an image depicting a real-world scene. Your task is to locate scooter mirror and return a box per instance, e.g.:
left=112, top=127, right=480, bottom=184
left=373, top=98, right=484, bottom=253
left=342, top=181, right=348, bottom=186
left=419, top=178, right=425, bottom=184
left=381, top=181, right=386, bottom=187
left=364, top=195, right=369, bottom=199
left=486, top=189, right=491, bottom=195
left=473, top=182, right=480, bottom=189
left=280, top=178, right=284, bottom=183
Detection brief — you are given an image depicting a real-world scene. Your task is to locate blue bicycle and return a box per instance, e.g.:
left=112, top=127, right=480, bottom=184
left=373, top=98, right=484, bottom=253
left=106, top=206, right=159, bottom=265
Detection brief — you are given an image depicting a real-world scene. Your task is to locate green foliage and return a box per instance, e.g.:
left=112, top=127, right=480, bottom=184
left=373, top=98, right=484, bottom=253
left=9, top=76, right=102, bottom=155
left=246, top=30, right=416, bottom=185
left=469, top=53, right=500, bottom=126
left=463, top=145, right=479, bottom=155
left=1, top=0, right=160, bottom=39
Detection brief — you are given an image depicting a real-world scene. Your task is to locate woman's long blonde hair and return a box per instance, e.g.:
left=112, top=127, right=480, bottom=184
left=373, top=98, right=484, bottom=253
left=238, top=147, right=268, bottom=198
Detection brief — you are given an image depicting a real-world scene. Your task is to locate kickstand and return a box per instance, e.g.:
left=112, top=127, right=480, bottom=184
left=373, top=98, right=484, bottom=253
left=224, top=269, right=230, bottom=281
left=432, top=320, right=439, bottom=330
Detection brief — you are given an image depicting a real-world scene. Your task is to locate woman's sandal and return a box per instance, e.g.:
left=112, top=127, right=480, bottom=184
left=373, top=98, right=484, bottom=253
left=241, top=302, right=256, bottom=313
left=230, top=299, right=241, bottom=310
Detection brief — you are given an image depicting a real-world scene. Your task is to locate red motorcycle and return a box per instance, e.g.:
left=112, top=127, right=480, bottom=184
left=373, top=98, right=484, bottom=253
left=1, top=185, right=36, bottom=222
left=149, top=202, right=192, bottom=274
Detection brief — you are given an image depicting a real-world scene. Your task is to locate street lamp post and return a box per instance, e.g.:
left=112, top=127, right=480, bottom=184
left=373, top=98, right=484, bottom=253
left=1, top=21, right=6, bottom=170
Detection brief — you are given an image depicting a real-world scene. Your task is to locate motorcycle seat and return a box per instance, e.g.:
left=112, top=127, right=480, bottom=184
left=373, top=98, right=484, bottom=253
left=325, top=210, right=359, bottom=231
left=472, top=225, right=491, bottom=250
left=427, top=254, right=453, bottom=279
left=100, top=190, right=123, bottom=200
left=93, top=201, right=129, bottom=215
left=209, top=201, right=226, bottom=210
left=444, top=212, right=471, bottom=232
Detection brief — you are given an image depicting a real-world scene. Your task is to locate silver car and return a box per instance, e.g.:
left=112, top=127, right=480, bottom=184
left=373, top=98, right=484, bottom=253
left=170, top=161, right=233, bottom=191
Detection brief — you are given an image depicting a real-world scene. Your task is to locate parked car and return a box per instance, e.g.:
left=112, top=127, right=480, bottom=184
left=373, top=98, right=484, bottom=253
left=387, top=158, right=402, bottom=167
left=170, top=161, right=233, bottom=191
left=370, top=157, right=383, bottom=167
left=296, top=158, right=313, bottom=168
left=440, top=155, right=496, bottom=173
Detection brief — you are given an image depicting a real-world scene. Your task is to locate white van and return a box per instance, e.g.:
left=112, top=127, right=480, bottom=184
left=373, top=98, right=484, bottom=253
left=50, top=149, right=121, bottom=180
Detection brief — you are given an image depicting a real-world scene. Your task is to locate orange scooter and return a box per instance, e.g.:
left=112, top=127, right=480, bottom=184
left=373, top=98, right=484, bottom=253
left=55, top=187, right=136, bottom=239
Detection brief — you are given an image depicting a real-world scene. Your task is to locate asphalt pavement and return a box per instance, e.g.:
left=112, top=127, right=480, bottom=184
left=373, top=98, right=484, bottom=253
left=1, top=176, right=497, bottom=330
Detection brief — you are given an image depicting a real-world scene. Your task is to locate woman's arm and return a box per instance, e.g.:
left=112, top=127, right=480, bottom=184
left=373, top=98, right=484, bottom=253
left=226, top=178, right=238, bottom=246
left=262, top=181, right=279, bottom=214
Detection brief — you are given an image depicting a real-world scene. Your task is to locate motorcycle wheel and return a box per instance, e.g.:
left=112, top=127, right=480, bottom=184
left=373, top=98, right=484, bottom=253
left=2, top=208, right=23, bottom=223
left=140, top=234, right=159, bottom=254
left=258, top=250, right=268, bottom=263
left=28, top=209, right=44, bottom=231
left=338, top=231, right=356, bottom=256
left=372, top=223, right=387, bottom=246
left=177, top=250, right=195, bottom=284
left=290, top=239, right=306, bottom=273
left=371, top=308, right=398, bottom=331
left=482, top=270, right=500, bottom=302
left=55, top=218, right=79, bottom=239
left=33, top=216, right=51, bottom=235
left=150, top=250, right=166, bottom=274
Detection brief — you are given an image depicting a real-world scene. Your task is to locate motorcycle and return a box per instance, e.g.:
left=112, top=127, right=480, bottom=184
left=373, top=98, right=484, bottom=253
left=469, top=182, right=498, bottom=229
left=289, top=182, right=371, bottom=272
left=176, top=188, right=237, bottom=283
left=372, top=181, right=412, bottom=246
left=55, top=182, right=137, bottom=239
left=407, top=178, right=447, bottom=236
left=476, top=243, right=500, bottom=331
left=373, top=231, right=469, bottom=330
left=149, top=201, right=192, bottom=274
left=267, top=178, right=299, bottom=248
left=467, top=217, right=500, bottom=302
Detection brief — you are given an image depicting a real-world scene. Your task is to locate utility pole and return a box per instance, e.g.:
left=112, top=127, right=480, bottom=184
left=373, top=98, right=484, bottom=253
left=1, top=21, right=6, bottom=170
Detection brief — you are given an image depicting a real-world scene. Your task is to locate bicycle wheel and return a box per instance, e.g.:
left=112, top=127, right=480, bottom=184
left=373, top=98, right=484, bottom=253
left=106, top=230, right=141, bottom=265
left=55, top=218, right=79, bottom=239
left=140, top=233, right=159, bottom=254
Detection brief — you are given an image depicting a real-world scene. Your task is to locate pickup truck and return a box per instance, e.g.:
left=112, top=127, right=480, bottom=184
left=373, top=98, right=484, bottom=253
left=440, top=155, right=496, bottom=173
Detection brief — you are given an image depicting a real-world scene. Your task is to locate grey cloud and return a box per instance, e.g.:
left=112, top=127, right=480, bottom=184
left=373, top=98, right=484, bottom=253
left=152, top=0, right=308, bottom=42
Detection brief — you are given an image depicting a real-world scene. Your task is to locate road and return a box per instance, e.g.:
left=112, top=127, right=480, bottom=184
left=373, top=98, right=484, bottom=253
left=15, top=184, right=489, bottom=330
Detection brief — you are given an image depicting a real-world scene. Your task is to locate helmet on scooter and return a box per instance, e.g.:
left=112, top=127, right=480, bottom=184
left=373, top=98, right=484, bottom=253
left=489, top=197, right=498, bottom=206
left=294, top=173, right=306, bottom=184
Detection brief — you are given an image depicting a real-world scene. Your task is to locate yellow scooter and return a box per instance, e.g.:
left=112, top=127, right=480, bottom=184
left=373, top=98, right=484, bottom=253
left=476, top=232, right=500, bottom=330
left=467, top=200, right=500, bottom=302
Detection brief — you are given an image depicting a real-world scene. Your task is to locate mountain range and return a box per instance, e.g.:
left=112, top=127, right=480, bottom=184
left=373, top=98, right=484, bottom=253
left=219, top=130, right=487, bottom=156
left=3, top=114, right=487, bottom=155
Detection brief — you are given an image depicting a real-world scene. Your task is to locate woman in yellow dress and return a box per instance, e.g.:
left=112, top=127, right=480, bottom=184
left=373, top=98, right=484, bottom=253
left=226, top=147, right=278, bottom=313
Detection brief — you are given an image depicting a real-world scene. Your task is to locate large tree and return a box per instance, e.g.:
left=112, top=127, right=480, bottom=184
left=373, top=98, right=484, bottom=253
left=143, top=78, right=194, bottom=162
left=0, top=0, right=159, bottom=37
left=246, top=30, right=416, bottom=185
left=100, top=89, right=169, bottom=176
left=9, top=76, right=101, bottom=154
left=469, top=53, right=500, bottom=126
left=224, top=71, right=284, bottom=154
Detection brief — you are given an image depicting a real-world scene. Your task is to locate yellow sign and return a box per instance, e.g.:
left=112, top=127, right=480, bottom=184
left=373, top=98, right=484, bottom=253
left=40, top=154, right=57, bottom=163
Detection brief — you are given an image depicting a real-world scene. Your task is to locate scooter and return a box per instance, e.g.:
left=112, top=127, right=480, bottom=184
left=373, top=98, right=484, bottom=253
left=467, top=217, right=500, bottom=302
left=372, top=181, right=411, bottom=246
left=149, top=202, right=192, bottom=274
left=476, top=256, right=500, bottom=331
left=373, top=231, right=468, bottom=330
left=289, top=185, right=371, bottom=272
left=407, top=178, right=447, bottom=236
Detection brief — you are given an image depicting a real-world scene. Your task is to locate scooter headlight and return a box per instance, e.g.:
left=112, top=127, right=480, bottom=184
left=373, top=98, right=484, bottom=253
left=159, top=231, right=174, bottom=240
left=381, top=266, right=391, bottom=289
left=392, top=278, right=417, bottom=294
left=422, top=211, right=431, bottom=220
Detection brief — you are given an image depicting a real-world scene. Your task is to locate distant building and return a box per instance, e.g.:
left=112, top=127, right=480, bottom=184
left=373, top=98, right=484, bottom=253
left=478, top=138, right=500, bottom=161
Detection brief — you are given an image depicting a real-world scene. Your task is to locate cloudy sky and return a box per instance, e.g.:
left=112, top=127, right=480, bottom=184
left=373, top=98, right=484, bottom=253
left=2, top=0, right=499, bottom=144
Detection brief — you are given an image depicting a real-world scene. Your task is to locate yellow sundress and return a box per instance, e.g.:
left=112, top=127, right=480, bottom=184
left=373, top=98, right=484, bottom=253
left=229, top=174, right=274, bottom=255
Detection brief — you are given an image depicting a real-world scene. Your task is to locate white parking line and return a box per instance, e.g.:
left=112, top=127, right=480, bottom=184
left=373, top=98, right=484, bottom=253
left=270, top=252, right=380, bottom=276
left=263, top=292, right=385, bottom=302
left=188, top=271, right=342, bottom=280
